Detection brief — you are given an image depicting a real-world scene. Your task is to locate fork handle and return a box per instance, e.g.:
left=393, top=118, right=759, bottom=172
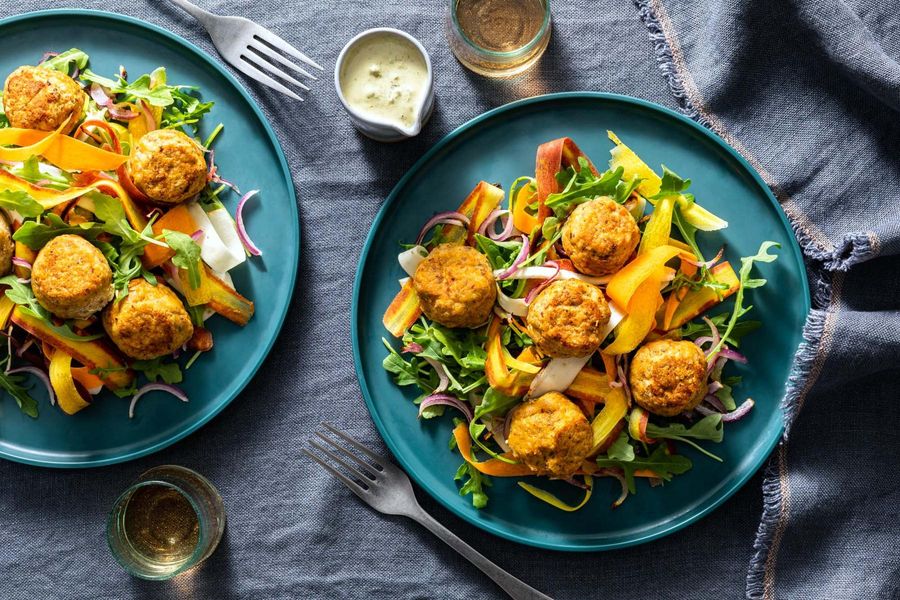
left=409, top=509, right=554, bottom=600
left=167, top=0, right=217, bottom=28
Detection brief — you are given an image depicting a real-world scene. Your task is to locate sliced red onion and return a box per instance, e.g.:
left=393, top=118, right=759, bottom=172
left=417, top=393, right=473, bottom=421
left=704, top=393, right=727, bottom=412
left=718, top=347, right=748, bottom=363
left=702, top=316, right=720, bottom=349
left=415, top=211, right=471, bottom=246
left=119, top=65, right=127, bottom=80
left=495, top=285, right=529, bottom=317
left=524, top=261, right=560, bottom=303
left=141, top=101, right=156, bottom=131
left=722, top=398, right=755, bottom=422
left=707, top=380, right=723, bottom=395
left=693, top=335, right=714, bottom=349
left=401, top=342, right=423, bottom=354
left=16, top=277, right=30, bottom=284
left=7, top=366, right=56, bottom=406
left=495, top=265, right=611, bottom=286
left=682, top=246, right=725, bottom=269
left=11, top=257, right=32, bottom=270
left=107, top=104, right=139, bottom=120
left=487, top=416, right=512, bottom=453
left=190, top=229, right=204, bottom=243
left=503, top=409, right=514, bottom=441
left=596, top=468, right=629, bottom=508
left=39, top=51, right=59, bottom=63
left=207, top=149, right=217, bottom=180
left=89, top=83, right=112, bottom=106
left=398, top=245, right=428, bottom=277
left=129, top=383, right=189, bottom=419
left=89, top=83, right=139, bottom=120
left=423, top=356, right=449, bottom=394
left=494, top=235, right=531, bottom=280
left=617, top=365, right=632, bottom=405
left=529, top=355, right=591, bottom=398
left=235, top=190, right=262, bottom=256
left=477, top=209, right=514, bottom=241
left=695, top=405, right=717, bottom=417
left=563, top=477, right=590, bottom=490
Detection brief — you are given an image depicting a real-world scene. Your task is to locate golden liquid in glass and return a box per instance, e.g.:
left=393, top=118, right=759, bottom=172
left=123, top=484, right=200, bottom=568
left=455, top=0, right=546, bottom=53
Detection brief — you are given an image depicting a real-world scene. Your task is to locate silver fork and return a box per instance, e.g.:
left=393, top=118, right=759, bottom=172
left=167, top=0, right=322, bottom=100
left=305, top=423, right=554, bottom=600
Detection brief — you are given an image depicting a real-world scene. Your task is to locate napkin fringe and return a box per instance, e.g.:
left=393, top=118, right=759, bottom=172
left=635, top=2, right=838, bottom=597
left=635, top=0, right=879, bottom=273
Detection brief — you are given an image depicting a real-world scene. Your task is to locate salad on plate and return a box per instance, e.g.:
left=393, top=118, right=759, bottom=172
left=382, top=132, right=779, bottom=511
left=0, top=48, right=262, bottom=419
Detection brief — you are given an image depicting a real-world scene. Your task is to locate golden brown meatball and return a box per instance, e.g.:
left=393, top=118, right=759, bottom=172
left=526, top=279, right=610, bottom=358
left=126, top=129, right=207, bottom=205
left=630, top=339, right=708, bottom=416
left=3, top=66, right=86, bottom=133
left=412, top=244, right=496, bottom=329
left=507, top=392, right=592, bottom=478
left=561, top=196, right=640, bottom=276
left=103, top=279, right=194, bottom=360
left=0, top=213, right=13, bottom=276
left=31, top=234, right=113, bottom=319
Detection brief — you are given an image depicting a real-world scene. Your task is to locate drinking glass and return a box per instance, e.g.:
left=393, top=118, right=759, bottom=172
left=446, top=0, right=552, bottom=77
left=107, top=465, right=225, bottom=580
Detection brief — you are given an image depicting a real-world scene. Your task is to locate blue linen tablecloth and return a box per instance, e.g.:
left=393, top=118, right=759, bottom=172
left=1, top=1, right=897, bottom=599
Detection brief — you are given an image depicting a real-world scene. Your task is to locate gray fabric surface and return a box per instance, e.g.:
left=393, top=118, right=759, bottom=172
left=1, top=0, right=880, bottom=599
left=634, top=0, right=900, bottom=598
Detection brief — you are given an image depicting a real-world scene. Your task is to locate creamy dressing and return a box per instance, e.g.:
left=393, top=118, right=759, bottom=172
left=339, top=33, right=428, bottom=129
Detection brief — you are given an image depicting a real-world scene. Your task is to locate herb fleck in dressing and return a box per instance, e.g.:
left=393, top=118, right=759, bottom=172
left=339, top=34, right=428, bottom=129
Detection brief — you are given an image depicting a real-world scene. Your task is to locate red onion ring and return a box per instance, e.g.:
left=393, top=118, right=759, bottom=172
left=423, top=356, right=449, bottom=394
left=494, top=235, right=530, bottom=280
left=11, top=257, right=32, bottom=271
left=595, top=468, right=629, bottom=508
left=722, top=398, right=754, bottom=422
left=129, top=383, right=189, bottom=419
left=89, top=83, right=139, bottom=120
left=417, top=393, right=473, bottom=421
left=703, top=393, right=727, bottom=412
left=477, top=209, right=514, bottom=241
left=236, top=190, right=262, bottom=256
left=718, top=347, right=748, bottom=363
left=415, top=211, right=471, bottom=246
left=702, top=316, right=720, bottom=349
left=7, top=366, right=56, bottom=406
left=523, top=260, right=559, bottom=303
left=707, top=381, right=723, bottom=395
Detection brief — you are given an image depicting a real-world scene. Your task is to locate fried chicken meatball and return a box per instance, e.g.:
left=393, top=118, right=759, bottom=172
left=507, top=392, right=593, bottom=478
left=31, top=234, right=114, bottom=319
left=412, top=244, right=496, bottom=329
left=561, top=196, right=640, bottom=276
left=102, top=279, right=194, bottom=360
left=629, top=339, right=708, bottom=417
left=0, top=212, right=13, bottom=276
left=526, top=279, right=610, bottom=358
left=126, top=129, right=208, bottom=205
left=2, top=66, right=86, bottom=133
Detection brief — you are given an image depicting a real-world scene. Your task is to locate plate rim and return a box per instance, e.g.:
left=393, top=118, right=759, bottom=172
left=351, top=91, right=811, bottom=551
left=0, top=9, right=300, bottom=468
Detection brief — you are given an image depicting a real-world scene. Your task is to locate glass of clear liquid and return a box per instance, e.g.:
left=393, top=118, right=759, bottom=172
left=446, top=0, right=552, bottom=77
left=107, top=465, right=225, bottom=580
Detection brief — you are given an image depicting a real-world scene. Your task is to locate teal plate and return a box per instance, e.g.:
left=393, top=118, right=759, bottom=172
left=0, top=11, right=299, bottom=467
left=352, top=93, right=810, bottom=551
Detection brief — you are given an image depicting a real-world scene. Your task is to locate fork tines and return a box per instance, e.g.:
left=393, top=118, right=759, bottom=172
left=304, top=423, right=385, bottom=499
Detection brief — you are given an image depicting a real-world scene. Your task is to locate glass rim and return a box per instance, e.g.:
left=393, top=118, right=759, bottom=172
left=449, top=0, right=551, bottom=59
left=106, top=479, right=207, bottom=581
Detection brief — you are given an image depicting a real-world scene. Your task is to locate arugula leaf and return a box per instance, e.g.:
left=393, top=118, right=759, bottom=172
left=163, top=230, right=202, bottom=289
left=81, top=69, right=173, bottom=106
left=596, top=445, right=692, bottom=493
left=655, top=165, right=692, bottom=197
left=131, top=358, right=183, bottom=385
left=454, top=461, right=491, bottom=509
left=544, top=163, right=626, bottom=218
left=0, top=190, right=44, bottom=218
left=0, top=275, right=104, bottom=342
left=607, top=431, right=635, bottom=461
left=13, top=214, right=100, bottom=251
left=706, top=241, right=780, bottom=359
left=474, top=387, right=519, bottom=420
left=162, top=87, right=214, bottom=134
left=39, top=48, right=89, bottom=75
left=645, top=414, right=724, bottom=462
left=0, top=365, right=39, bottom=418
